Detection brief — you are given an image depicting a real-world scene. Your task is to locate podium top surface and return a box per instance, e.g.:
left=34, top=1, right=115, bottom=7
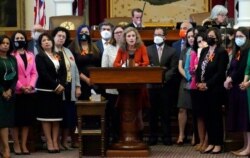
left=89, top=67, right=165, bottom=84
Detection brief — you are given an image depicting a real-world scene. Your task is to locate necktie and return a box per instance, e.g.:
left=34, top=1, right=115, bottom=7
left=158, top=46, right=163, bottom=62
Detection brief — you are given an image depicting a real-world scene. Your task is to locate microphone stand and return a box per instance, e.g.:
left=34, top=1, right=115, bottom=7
left=126, top=51, right=128, bottom=67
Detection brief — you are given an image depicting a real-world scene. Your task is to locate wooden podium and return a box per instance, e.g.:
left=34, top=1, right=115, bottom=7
left=89, top=67, right=165, bottom=157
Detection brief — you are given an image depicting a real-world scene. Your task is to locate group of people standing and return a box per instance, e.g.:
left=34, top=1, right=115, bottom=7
left=173, top=5, right=250, bottom=157
left=1, top=4, right=250, bottom=158
left=0, top=26, right=83, bottom=157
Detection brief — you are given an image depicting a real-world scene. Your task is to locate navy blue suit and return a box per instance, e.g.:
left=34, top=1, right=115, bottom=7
left=172, top=39, right=182, bottom=58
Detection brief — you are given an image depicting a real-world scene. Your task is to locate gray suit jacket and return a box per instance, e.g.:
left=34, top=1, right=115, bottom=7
left=147, top=43, right=178, bottom=83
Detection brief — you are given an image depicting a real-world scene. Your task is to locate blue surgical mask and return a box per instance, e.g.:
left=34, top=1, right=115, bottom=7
left=235, top=37, right=246, bottom=47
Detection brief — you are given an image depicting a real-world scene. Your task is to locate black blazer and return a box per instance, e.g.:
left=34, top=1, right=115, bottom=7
left=35, top=52, right=66, bottom=90
left=227, top=46, right=250, bottom=84
left=196, top=46, right=229, bottom=88
left=127, top=23, right=136, bottom=28
left=147, top=43, right=178, bottom=83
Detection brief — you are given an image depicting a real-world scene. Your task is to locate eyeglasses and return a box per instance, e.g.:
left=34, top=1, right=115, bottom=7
left=114, top=31, right=123, bottom=34
left=235, top=35, right=246, bottom=38
left=218, top=14, right=227, bottom=17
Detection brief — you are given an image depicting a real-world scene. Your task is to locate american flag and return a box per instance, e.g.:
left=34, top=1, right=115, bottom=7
left=34, top=0, right=46, bottom=26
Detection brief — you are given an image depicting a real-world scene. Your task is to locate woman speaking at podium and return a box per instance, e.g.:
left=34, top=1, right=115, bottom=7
left=113, top=26, right=149, bottom=139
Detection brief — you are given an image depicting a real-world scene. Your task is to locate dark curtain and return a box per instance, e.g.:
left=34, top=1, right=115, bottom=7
left=89, top=0, right=107, bottom=26
left=73, top=0, right=85, bottom=15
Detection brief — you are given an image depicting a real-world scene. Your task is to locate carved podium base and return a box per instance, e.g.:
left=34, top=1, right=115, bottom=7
left=106, top=89, right=150, bottom=157
left=106, top=149, right=150, bottom=157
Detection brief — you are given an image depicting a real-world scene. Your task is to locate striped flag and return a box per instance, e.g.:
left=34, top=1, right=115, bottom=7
left=34, top=0, right=46, bottom=26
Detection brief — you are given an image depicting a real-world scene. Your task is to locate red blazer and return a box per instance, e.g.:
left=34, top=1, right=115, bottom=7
left=12, top=51, right=38, bottom=94
left=113, top=45, right=149, bottom=67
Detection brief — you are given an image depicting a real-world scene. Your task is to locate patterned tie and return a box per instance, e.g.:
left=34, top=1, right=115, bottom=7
left=158, top=46, right=163, bottom=62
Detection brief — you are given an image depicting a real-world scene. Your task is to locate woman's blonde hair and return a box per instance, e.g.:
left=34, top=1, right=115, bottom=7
left=120, top=27, right=143, bottom=51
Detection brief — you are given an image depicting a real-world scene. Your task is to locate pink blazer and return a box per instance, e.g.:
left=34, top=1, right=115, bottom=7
left=12, top=51, right=38, bottom=94
left=189, top=50, right=197, bottom=89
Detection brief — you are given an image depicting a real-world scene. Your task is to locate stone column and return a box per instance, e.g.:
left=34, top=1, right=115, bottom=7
left=235, top=0, right=250, bottom=27
left=54, top=0, right=74, bottom=15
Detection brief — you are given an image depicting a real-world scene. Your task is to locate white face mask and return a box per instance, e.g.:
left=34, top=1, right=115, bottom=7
left=33, top=31, right=42, bottom=40
left=101, top=30, right=112, bottom=40
left=235, top=37, right=246, bottom=47
left=154, top=36, right=164, bottom=45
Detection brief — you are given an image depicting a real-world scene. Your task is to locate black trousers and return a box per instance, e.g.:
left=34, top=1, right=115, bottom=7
left=148, top=84, right=173, bottom=141
left=105, top=93, right=119, bottom=144
left=195, top=88, right=224, bottom=145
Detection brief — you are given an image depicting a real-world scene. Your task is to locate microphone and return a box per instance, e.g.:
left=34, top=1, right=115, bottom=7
left=128, top=50, right=135, bottom=59
left=128, top=51, right=135, bottom=67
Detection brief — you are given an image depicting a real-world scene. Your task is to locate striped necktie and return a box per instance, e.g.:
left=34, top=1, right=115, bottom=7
left=158, top=46, right=163, bottom=62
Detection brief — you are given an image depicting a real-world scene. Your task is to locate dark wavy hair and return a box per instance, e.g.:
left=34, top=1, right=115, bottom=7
left=185, top=28, right=198, bottom=52
left=51, top=26, right=70, bottom=47
left=10, top=30, right=28, bottom=50
left=0, top=35, right=13, bottom=56
left=37, top=32, right=55, bottom=55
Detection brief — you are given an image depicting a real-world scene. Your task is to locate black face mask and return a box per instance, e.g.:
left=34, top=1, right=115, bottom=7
left=78, top=33, right=91, bottom=43
left=14, top=41, right=26, bottom=49
left=207, top=37, right=216, bottom=46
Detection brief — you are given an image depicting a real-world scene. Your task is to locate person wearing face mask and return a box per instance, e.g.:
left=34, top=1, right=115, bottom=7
left=69, top=24, right=100, bottom=101
left=94, top=22, right=113, bottom=59
left=147, top=27, right=178, bottom=146
left=195, top=27, right=228, bottom=154
left=127, top=8, right=143, bottom=29
left=28, top=24, right=45, bottom=56
left=172, top=21, right=193, bottom=58
left=68, top=25, right=101, bottom=141
left=10, top=30, right=38, bottom=155
left=101, top=25, right=124, bottom=145
left=224, top=27, right=250, bottom=156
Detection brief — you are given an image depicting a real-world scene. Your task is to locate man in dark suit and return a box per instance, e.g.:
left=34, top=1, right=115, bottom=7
left=94, top=22, right=114, bottom=59
left=127, top=8, right=143, bottom=28
left=172, top=21, right=193, bottom=57
left=147, top=27, right=178, bottom=146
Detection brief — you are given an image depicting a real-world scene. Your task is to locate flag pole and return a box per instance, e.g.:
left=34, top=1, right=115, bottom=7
left=83, top=0, right=89, bottom=25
